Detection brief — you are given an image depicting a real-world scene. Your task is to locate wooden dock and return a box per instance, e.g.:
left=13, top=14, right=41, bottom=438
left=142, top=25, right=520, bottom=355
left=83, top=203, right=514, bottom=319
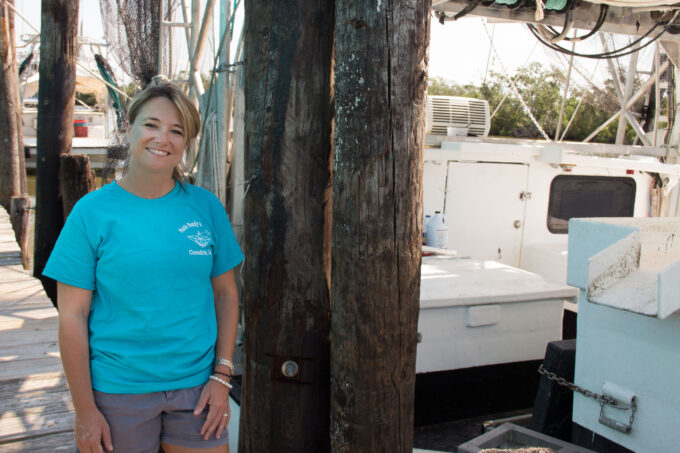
left=0, top=207, right=74, bottom=451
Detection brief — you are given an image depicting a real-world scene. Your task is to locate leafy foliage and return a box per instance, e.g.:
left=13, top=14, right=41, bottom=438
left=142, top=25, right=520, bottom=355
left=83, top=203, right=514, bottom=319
left=75, top=92, right=98, bottom=107
left=428, top=62, right=648, bottom=144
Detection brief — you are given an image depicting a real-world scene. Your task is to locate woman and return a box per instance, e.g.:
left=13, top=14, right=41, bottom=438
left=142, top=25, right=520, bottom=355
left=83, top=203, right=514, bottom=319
left=44, top=78, right=243, bottom=453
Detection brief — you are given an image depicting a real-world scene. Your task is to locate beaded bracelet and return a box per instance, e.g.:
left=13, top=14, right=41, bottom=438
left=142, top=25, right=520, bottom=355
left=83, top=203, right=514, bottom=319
left=214, top=358, right=235, bottom=373
left=209, top=375, right=233, bottom=389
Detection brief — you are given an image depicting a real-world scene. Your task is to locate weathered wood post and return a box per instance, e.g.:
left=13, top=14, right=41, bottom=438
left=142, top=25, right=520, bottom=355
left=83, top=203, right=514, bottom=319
left=240, top=1, right=334, bottom=451
left=0, top=0, right=22, bottom=211
left=10, top=194, right=30, bottom=269
left=330, top=2, right=430, bottom=451
left=1, top=0, right=30, bottom=268
left=34, top=0, right=79, bottom=305
left=60, top=154, right=96, bottom=219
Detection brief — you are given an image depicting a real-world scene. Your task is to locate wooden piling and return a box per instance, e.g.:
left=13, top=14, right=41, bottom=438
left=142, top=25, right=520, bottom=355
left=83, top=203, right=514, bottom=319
left=240, top=1, right=334, bottom=451
left=9, top=194, right=30, bottom=269
left=33, top=0, right=79, bottom=306
left=59, top=154, right=96, bottom=219
left=330, top=2, right=430, bottom=451
left=0, top=0, right=22, bottom=212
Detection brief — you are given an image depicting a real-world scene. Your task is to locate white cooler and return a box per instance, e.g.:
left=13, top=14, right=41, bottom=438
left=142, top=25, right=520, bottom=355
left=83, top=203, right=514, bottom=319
left=417, top=255, right=577, bottom=373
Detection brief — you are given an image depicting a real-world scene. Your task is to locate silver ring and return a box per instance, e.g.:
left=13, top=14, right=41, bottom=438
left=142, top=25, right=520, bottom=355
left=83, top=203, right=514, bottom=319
left=223, top=412, right=230, bottom=417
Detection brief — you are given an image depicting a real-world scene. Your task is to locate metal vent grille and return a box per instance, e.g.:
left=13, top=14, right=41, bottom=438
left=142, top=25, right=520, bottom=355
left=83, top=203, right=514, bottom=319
left=426, top=96, right=490, bottom=137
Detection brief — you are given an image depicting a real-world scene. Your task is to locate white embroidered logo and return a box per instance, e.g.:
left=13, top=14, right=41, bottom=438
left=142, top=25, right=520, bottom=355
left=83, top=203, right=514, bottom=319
left=178, top=221, right=213, bottom=255
left=188, top=230, right=211, bottom=248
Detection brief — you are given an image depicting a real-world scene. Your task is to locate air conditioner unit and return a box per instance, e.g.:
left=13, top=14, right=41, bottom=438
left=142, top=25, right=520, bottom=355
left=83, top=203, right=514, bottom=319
left=426, top=95, right=490, bottom=137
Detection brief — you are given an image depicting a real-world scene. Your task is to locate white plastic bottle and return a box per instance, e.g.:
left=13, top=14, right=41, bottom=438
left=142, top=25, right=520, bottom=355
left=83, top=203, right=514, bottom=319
left=426, top=211, right=448, bottom=249
left=423, top=214, right=431, bottom=245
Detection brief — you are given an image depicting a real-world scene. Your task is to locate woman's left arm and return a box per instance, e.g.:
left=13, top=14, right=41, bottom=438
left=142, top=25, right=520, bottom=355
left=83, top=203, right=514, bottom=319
left=194, top=269, right=240, bottom=440
left=212, top=269, right=240, bottom=375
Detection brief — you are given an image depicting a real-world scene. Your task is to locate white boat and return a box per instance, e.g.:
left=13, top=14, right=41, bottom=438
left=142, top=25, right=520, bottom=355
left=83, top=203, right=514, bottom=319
left=18, top=32, right=125, bottom=172
left=21, top=73, right=120, bottom=171
left=423, top=133, right=679, bottom=282
left=413, top=95, right=680, bottom=447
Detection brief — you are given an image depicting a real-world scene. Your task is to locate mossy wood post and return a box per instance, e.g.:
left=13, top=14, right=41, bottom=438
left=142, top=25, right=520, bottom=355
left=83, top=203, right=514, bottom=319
left=240, top=1, right=334, bottom=451
left=0, top=0, right=23, bottom=211
left=34, top=0, right=79, bottom=306
left=60, top=154, right=96, bottom=219
left=331, top=2, right=430, bottom=451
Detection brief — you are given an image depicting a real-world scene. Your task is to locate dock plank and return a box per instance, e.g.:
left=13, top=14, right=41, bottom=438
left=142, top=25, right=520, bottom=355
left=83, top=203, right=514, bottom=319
left=0, top=408, right=74, bottom=443
left=1, top=340, right=59, bottom=362
left=0, top=430, right=75, bottom=452
left=0, top=373, right=68, bottom=399
left=0, top=326, right=59, bottom=348
left=0, top=207, right=74, bottom=449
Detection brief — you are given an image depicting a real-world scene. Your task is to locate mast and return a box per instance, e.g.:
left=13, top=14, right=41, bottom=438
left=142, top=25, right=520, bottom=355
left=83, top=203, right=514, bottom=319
left=216, top=0, right=230, bottom=205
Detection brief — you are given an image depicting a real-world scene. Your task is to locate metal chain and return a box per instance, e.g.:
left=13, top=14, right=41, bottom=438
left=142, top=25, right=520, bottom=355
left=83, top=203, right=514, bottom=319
left=537, top=364, right=634, bottom=410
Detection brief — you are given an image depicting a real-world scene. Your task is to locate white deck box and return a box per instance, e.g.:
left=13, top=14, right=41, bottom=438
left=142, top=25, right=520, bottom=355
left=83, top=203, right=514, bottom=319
left=417, top=256, right=577, bottom=373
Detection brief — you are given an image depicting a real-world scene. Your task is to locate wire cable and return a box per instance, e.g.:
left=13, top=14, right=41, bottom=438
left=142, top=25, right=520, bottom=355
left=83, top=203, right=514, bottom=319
left=546, top=4, right=608, bottom=42
left=453, top=0, right=483, bottom=21
left=526, top=11, right=677, bottom=60
left=536, top=9, right=574, bottom=43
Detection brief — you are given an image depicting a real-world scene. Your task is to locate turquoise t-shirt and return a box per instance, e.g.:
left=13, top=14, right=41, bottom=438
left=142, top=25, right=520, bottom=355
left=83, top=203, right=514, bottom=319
left=44, top=181, right=244, bottom=394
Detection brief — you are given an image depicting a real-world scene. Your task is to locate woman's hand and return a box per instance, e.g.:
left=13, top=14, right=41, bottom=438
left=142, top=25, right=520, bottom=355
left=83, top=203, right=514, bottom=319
left=74, top=407, right=113, bottom=452
left=194, top=378, right=231, bottom=440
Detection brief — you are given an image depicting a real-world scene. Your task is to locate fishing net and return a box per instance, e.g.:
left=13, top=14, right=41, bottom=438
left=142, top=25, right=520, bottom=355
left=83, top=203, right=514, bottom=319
left=98, top=0, right=173, bottom=89
left=98, top=0, right=176, bottom=180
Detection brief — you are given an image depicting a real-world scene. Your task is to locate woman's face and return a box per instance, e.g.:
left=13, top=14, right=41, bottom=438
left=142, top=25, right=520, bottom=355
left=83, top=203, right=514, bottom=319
left=128, top=96, right=187, bottom=176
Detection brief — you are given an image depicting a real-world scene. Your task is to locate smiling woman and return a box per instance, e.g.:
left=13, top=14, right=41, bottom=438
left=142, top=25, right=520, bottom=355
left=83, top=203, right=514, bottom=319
left=121, top=78, right=201, bottom=197
left=42, top=79, right=244, bottom=453
left=125, top=96, right=188, bottom=191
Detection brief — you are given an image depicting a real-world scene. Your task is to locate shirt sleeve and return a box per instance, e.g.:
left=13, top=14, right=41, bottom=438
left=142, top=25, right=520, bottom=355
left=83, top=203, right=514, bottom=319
left=210, top=197, right=244, bottom=278
left=42, top=204, right=97, bottom=290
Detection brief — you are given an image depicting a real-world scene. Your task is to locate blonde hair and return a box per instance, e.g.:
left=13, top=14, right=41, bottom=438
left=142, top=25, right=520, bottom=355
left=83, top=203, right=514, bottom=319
left=127, top=77, right=201, bottom=181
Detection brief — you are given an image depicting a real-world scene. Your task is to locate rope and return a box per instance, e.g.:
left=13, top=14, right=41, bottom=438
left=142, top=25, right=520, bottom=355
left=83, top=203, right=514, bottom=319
left=482, top=20, right=552, bottom=141
left=187, top=0, right=242, bottom=176
left=194, top=110, right=227, bottom=201
left=489, top=38, right=540, bottom=120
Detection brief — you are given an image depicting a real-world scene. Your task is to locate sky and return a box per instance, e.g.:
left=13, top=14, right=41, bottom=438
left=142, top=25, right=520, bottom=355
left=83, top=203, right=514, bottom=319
left=14, top=1, right=656, bottom=89
left=15, top=1, right=554, bottom=85
left=430, top=17, right=548, bottom=84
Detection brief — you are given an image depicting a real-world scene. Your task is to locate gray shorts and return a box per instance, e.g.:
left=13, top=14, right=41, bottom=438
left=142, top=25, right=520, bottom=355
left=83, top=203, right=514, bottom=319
left=76, top=383, right=229, bottom=453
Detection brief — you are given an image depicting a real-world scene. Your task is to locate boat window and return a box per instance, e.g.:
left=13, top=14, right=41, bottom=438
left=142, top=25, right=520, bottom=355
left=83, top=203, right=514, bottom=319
left=547, top=175, right=636, bottom=234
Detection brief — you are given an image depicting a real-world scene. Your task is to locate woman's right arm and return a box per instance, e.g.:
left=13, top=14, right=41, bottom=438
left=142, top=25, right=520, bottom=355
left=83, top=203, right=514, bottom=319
left=58, top=282, right=113, bottom=453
